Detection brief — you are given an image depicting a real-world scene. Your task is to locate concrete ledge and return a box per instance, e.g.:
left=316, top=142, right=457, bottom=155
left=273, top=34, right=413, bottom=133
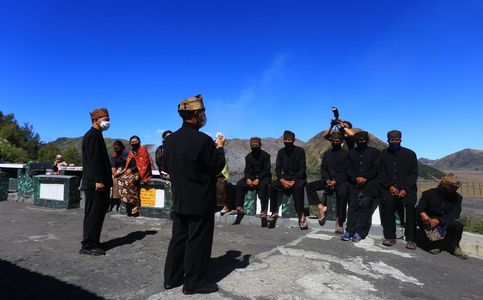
left=215, top=213, right=483, bottom=260
left=460, top=232, right=483, bottom=258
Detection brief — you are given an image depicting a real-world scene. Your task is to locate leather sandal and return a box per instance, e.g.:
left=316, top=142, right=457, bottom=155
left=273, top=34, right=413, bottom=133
left=233, top=208, right=245, bottom=225
left=318, top=206, right=327, bottom=227
left=260, top=211, right=268, bottom=228
left=267, top=214, right=279, bottom=229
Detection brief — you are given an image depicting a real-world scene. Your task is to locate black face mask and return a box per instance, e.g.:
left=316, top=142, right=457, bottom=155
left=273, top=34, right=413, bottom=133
left=131, top=143, right=140, bottom=150
left=388, top=141, right=401, bottom=151
left=332, top=142, right=342, bottom=149
left=438, top=185, right=458, bottom=195
left=356, top=141, right=368, bottom=148
left=251, top=147, right=261, bottom=155
left=114, top=148, right=123, bottom=155
left=284, top=142, right=295, bottom=151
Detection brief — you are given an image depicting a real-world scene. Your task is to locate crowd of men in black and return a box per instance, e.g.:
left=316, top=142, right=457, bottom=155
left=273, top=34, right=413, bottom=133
left=79, top=95, right=468, bottom=296
left=227, top=124, right=465, bottom=260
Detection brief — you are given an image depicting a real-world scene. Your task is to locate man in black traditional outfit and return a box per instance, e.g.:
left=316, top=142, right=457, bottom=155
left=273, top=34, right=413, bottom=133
left=379, top=130, right=418, bottom=250
left=306, top=131, right=350, bottom=233
left=79, top=108, right=113, bottom=256
left=234, top=137, right=271, bottom=226
left=416, top=173, right=467, bottom=259
left=163, top=94, right=226, bottom=295
left=155, top=130, right=172, bottom=180
left=342, top=131, right=381, bottom=242
left=268, top=130, right=307, bottom=229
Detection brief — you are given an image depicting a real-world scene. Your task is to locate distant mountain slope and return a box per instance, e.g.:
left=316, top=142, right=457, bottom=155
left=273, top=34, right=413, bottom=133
left=419, top=149, right=483, bottom=171
left=51, top=137, right=130, bottom=158
left=304, top=128, right=386, bottom=175
left=49, top=133, right=444, bottom=180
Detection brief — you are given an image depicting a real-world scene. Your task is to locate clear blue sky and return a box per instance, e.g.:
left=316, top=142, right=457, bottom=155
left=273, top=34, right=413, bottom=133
left=1, top=0, right=482, bottom=159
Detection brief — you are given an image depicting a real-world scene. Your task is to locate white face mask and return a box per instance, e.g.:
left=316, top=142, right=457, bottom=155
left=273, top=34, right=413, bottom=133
left=100, top=120, right=110, bottom=131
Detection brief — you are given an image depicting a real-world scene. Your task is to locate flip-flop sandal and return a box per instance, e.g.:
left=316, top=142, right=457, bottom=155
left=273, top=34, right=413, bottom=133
left=300, top=219, right=309, bottom=230
left=334, top=228, right=345, bottom=234
left=131, top=206, right=139, bottom=215
left=318, top=215, right=326, bottom=226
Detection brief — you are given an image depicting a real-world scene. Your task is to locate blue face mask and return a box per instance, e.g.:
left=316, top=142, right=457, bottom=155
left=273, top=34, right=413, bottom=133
left=388, top=141, right=401, bottom=151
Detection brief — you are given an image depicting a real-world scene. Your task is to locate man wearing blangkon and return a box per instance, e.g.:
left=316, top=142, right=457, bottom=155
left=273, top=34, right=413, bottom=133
left=379, top=130, right=418, bottom=250
left=416, top=174, right=467, bottom=259
left=163, top=94, right=226, bottom=295
left=79, top=108, right=113, bottom=256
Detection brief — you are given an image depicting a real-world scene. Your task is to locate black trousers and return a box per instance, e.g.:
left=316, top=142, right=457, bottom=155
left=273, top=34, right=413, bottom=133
left=346, top=187, right=374, bottom=238
left=235, top=177, right=270, bottom=212
left=225, top=182, right=236, bottom=210
left=125, top=202, right=135, bottom=216
left=82, top=189, right=110, bottom=249
left=306, top=180, right=349, bottom=225
left=164, top=213, right=214, bottom=290
left=416, top=219, right=464, bottom=252
left=382, top=194, right=416, bottom=242
left=269, top=179, right=306, bottom=216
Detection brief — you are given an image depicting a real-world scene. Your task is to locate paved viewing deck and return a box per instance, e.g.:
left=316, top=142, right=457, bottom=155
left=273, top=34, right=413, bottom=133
left=1, top=200, right=483, bottom=300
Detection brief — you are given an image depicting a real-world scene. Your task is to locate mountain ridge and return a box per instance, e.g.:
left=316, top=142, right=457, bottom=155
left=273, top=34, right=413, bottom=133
left=48, top=131, right=446, bottom=180
left=419, top=148, right=483, bottom=171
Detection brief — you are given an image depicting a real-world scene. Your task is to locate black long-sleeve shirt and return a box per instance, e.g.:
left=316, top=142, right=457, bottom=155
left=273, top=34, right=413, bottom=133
left=275, top=146, right=306, bottom=181
left=416, top=188, right=462, bottom=226
left=347, top=146, right=380, bottom=197
left=155, top=144, right=165, bottom=171
left=379, top=147, right=418, bottom=204
left=163, top=122, right=226, bottom=215
left=81, top=127, right=113, bottom=191
left=244, top=150, right=271, bottom=180
left=320, top=148, right=350, bottom=184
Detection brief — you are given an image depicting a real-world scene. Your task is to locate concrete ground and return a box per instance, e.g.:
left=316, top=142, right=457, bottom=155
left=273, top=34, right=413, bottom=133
left=1, top=200, right=483, bottom=300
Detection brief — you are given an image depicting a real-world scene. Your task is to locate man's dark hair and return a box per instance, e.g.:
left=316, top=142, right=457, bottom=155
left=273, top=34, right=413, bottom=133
left=113, top=140, right=125, bottom=150
left=162, top=130, right=172, bottom=139
left=179, top=110, right=195, bottom=121
left=130, top=135, right=141, bottom=143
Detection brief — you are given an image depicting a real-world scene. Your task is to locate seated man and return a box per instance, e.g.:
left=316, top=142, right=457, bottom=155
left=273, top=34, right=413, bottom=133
left=234, top=137, right=271, bottom=226
left=52, top=154, right=68, bottom=174
left=269, top=130, right=307, bottom=229
left=217, top=163, right=233, bottom=215
left=306, top=131, right=349, bottom=233
left=416, top=174, right=467, bottom=259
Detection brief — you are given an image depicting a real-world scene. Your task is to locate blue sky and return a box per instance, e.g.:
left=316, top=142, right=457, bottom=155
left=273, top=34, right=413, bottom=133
left=1, top=0, right=482, bottom=159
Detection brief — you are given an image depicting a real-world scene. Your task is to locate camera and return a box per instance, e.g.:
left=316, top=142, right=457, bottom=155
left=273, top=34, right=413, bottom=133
left=330, top=106, right=341, bottom=127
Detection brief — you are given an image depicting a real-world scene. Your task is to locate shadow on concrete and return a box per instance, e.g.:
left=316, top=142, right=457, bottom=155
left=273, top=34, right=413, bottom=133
left=102, top=230, right=157, bottom=251
left=208, top=250, right=251, bottom=283
left=1, top=259, right=103, bottom=299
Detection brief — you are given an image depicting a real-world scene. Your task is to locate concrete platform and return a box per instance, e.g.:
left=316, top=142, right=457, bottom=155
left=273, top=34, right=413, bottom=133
left=1, top=200, right=483, bottom=300
left=216, top=213, right=483, bottom=260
